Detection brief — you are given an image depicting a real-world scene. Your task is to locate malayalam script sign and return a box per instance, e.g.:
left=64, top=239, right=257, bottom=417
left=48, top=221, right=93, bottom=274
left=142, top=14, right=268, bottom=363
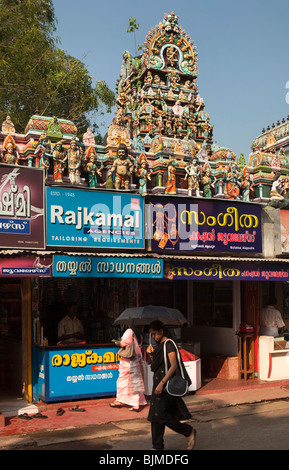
left=164, top=260, right=289, bottom=281
left=37, top=346, right=120, bottom=402
left=46, top=188, right=144, bottom=249
left=148, top=196, right=262, bottom=253
left=0, top=164, right=45, bottom=249
left=53, top=255, right=163, bottom=278
left=0, top=256, right=52, bottom=277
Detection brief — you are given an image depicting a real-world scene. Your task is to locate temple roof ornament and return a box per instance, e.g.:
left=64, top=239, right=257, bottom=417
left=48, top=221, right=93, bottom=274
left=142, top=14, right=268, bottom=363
left=1, top=116, right=15, bottom=136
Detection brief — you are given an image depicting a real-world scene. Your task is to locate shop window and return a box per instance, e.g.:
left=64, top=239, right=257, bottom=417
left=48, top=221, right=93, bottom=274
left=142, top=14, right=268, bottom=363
left=193, top=281, right=233, bottom=328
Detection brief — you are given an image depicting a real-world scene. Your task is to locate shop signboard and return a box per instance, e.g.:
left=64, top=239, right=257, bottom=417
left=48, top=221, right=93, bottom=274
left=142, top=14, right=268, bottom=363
left=164, top=260, right=289, bottom=282
left=52, top=255, right=163, bottom=278
left=0, top=164, right=45, bottom=249
left=46, top=188, right=144, bottom=249
left=36, top=345, right=120, bottom=402
left=0, top=255, right=52, bottom=276
left=147, top=196, right=262, bottom=253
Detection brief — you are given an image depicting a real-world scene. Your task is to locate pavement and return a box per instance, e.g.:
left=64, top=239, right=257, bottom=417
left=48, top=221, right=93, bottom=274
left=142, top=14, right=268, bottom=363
left=2, top=378, right=289, bottom=449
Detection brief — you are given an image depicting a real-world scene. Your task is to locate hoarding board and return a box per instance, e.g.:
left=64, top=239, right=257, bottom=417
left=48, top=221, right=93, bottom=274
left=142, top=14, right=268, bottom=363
left=46, top=188, right=144, bottom=249
left=53, top=255, right=163, bottom=278
left=0, top=164, right=45, bottom=249
left=148, top=196, right=262, bottom=253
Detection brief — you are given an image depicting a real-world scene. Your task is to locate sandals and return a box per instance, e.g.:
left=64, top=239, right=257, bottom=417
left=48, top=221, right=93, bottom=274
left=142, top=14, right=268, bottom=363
left=128, top=407, right=140, bottom=412
left=69, top=405, right=85, bottom=412
left=56, top=408, right=65, bottom=416
left=18, top=413, right=32, bottom=420
left=109, top=402, right=122, bottom=408
left=33, top=412, right=48, bottom=419
left=18, top=412, right=48, bottom=420
left=187, top=429, right=197, bottom=450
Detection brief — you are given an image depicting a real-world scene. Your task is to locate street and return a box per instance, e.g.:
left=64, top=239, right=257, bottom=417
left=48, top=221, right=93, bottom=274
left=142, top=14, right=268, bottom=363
left=6, top=398, right=289, bottom=451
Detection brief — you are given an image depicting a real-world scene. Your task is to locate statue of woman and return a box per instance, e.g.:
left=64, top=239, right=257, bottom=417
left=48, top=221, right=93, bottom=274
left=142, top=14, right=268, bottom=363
left=1, top=138, right=19, bottom=165
left=165, top=159, right=178, bottom=195
left=135, top=155, right=151, bottom=196
left=67, top=139, right=83, bottom=184
left=201, top=164, right=215, bottom=198
left=85, top=151, right=102, bottom=188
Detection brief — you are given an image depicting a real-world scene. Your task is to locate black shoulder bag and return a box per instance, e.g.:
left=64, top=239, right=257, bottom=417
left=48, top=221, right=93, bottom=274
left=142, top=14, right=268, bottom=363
left=163, top=339, right=190, bottom=397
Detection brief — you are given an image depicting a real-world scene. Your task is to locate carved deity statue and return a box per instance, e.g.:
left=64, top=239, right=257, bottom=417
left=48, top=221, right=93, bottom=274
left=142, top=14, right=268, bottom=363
left=135, top=154, right=151, bottom=195
left=185, top=157, right=200, bottom=197
left=34, top=132, right=52, bottom=177
left=67, top=139, right=83, bottom=184
left=52, top=140, right=67, bottom=182
left=165, top=159, right=178, bottom=195
left=1, top=135, right=19, bottom=165
left=107, top=143, right=133, bottom=190
left=85, top=148, right=102, bottom=188
left=270, top=173, right=284, bottom=201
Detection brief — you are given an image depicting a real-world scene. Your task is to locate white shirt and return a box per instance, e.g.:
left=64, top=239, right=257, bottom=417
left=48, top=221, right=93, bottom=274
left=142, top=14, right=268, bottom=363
left=58, top=315, right=84, bottom=342
left=259, top=305, right=285, bottom=336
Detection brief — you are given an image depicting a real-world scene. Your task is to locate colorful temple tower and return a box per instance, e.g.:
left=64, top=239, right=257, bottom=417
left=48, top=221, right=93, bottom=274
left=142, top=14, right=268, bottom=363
left=104, top=12, right=248, bottom=199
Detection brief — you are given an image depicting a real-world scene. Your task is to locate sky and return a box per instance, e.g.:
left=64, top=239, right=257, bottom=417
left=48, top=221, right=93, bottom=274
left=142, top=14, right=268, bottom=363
left=52, top=0, right=289, bottom=160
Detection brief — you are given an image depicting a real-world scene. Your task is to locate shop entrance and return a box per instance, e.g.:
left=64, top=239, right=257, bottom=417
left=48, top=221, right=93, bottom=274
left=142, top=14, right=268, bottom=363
left=0, top=278, right=23, bottom=397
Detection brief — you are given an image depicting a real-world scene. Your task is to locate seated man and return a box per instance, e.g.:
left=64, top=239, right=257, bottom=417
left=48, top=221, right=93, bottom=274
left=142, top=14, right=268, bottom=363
left=58, top=302, right=85, bottom=343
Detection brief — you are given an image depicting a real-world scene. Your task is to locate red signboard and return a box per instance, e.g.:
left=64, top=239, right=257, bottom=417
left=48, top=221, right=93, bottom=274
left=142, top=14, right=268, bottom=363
left=0, top=164, right=45, bottom=249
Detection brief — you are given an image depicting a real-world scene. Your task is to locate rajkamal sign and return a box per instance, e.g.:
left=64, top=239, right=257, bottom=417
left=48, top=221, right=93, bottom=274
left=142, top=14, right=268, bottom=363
left=0, top=164, right=45, bottom=249
left=147, top=196, right=262, bottom=253
left=46, top=188, right=144, bottom=249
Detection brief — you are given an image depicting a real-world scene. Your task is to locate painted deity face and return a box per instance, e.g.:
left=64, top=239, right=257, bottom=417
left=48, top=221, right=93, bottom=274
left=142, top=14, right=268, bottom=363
left=118, top=149, right=126, bottom=160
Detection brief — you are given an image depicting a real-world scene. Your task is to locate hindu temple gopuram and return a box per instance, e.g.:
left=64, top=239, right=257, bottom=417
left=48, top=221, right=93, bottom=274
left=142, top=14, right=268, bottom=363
left=1, top=11, right=289, bottom=205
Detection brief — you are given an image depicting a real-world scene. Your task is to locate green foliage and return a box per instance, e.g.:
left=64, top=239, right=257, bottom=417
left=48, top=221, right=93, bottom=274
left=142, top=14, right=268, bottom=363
left=0, top=0, right=115, bottom=137
left=126, top=16, right=139, bottom=34
left=126, top=16, right=142, bottom=55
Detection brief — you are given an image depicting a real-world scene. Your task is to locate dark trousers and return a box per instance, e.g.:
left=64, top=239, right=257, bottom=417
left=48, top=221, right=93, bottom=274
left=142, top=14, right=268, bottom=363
left=151, top=418, right=192, bottom=449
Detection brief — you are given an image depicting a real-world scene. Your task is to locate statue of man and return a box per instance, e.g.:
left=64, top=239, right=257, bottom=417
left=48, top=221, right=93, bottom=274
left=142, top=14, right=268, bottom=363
left=185, top=157, right=200, bottom=197
left=107, top=143, right=133, bottom=190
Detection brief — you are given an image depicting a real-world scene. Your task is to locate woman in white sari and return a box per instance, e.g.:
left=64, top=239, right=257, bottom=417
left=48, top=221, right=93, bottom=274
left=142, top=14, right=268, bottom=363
left=110, top=328, right=147, bottom=411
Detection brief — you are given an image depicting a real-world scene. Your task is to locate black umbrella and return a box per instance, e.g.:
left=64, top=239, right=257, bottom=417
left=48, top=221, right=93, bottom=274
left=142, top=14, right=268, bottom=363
left=113, top=305, right=187, bottom=326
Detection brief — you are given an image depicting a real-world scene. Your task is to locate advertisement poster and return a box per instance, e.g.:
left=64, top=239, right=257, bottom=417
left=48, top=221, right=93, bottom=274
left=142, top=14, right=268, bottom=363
left=53, top=255, right=163, bottom=278
left=46, top=188, right=144, bottom=249
left=0, top=164, right=45, bottom=249
left=148, top=196, right=262, bottom=253
left=38, top=346, right=120, bottom=402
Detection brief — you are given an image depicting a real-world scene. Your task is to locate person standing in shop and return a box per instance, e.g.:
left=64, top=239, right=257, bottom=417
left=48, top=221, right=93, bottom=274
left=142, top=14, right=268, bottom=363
left=57, top=302, right=85, bottom=343
left=259, top=297, right=285, bottom=337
